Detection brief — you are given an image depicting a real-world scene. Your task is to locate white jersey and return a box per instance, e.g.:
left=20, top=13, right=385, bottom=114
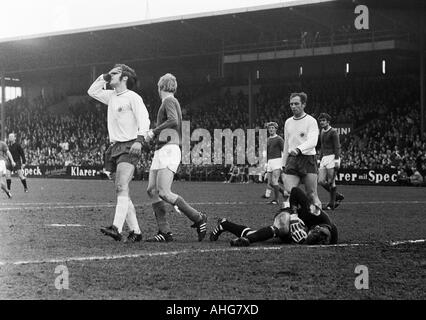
left=283, top=113, right=319, bottom=166
left=88, top=75, right=150, bottom=143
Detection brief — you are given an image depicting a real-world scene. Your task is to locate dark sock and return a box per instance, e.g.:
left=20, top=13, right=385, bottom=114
left=330, top=187, right=337, bottom=207
left=6, top=179, right=11, bottom=190
left=152, top=201, right=171, bottom=234
left=174, top=196, right=201, bottom=223
left=273, top=185, right=280, bottom=201
left=21, top=179, right=27, bottom=189
left=322, top=183, right=331, bottom=192
left=221, top=220, right=251, bottom=237
left=278, top=184, right=285, bottom=196
left=246, top=226, right=275, bottom=243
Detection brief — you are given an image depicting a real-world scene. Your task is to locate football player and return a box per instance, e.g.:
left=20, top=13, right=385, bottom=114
left=317, top=113, right=344, bottom=210
left=6, top=133, right=29, bottom=193
left=209, top=186, right=338, bottom=246
left=0, top=139, right=15, bottom=198
left=264, top=122, right=285, bottom=205
left=88, top=63, right=149, bottom=242
left=145, top=73, right=207, bottom=242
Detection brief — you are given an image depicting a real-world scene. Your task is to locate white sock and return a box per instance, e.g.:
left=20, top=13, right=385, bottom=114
left=113, top=196, right=129, bottom=233
left=125, top=199, right=141, bottom=234
left=265, top=189, right=272, bottom=197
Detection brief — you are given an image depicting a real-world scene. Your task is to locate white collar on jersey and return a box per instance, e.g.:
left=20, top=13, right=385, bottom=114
left=116, top=89, right=129, bottom=96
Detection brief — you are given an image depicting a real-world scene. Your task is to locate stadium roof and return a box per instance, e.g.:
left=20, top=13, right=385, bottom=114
left=0, top=0, right=424, bottom=76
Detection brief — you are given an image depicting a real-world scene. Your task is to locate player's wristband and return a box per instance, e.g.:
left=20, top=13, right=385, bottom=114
left=296, top=148, right=301, bottom=155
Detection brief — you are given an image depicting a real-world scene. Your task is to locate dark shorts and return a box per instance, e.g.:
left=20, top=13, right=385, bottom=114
left=284, top=155, right=317, bottom=177
left=104, top=140, right=138, bottom=173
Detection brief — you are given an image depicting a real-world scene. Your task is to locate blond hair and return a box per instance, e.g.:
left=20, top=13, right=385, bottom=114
left=158, top=73, right=177, bottom=93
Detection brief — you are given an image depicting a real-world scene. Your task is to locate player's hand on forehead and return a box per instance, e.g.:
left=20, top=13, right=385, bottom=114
left=109, top=66, right=122, bottom=75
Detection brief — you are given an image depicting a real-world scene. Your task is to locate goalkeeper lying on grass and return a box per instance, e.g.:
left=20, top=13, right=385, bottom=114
left=210, top=186, right=338, bottom=246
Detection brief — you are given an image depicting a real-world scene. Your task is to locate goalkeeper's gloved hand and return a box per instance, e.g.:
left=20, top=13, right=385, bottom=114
left=290, top=217, right=307, bottom=243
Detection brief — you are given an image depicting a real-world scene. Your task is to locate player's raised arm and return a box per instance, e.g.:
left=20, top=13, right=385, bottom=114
left=87, top=74, right=114, bottom=105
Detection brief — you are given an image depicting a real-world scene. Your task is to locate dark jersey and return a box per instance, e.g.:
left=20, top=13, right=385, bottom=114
left=8, top=142, right=26, bottom=165
left=267, top=135, right=284, bottom=160
left=153, top=96, right=182, bottom=150
left=319, top=127, right=340, bottom=159
left=289, top=187, right=338, bottom=244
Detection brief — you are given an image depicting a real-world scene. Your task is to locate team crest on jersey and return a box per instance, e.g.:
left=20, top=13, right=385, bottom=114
left=300, top=132, right=305, bottom=138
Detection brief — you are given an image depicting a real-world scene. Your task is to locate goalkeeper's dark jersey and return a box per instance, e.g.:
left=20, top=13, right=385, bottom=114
left=289, top=187, right=338, bottom=243
left=8, top=142, right=26, bottom=165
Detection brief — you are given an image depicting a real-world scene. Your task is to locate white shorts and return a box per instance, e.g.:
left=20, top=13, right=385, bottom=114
left=319, top=155, right=340, bottom=170
left=150, top=144, right=181, bottom=173
left=267, top=158, right=283, bottom=172
left=0, top=160, right=6, bottom=175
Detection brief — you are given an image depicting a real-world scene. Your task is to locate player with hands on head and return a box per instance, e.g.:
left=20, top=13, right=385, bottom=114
left=88, top=63, right=150, bottom=242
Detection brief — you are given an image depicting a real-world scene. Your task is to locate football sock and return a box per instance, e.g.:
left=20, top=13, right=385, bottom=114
left=273, top=185, right=280, bottom=201
left=246, top=226, right=275, bottom=243
left=125, top=199, right=141, bottom=234
left=152, top=200, right=171, bottom=234
left=330, top=187, right=337, bottom=208
left=221, top=220, right=251, bottom=237
left=174, top=196, right=202, bottom=223
left=6, top=179, right=11, bottom=190
left=278, top=184, right=286, bottom=196
left=1, top=183, right=8, bottom=193
left=113, top=195, right=129, bottom=233
left=322, top=183, right=331, bottom=192
left=265, top=188, right=272, bottom=197
left=21, top=179, right=27, bottom=189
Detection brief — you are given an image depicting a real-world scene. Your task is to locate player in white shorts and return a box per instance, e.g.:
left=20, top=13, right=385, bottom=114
left=145, top=73, right=207, bottom=242
left=0, top=140, right=15, bottom=198
left=317, top=113, right=344, bottom=210
left=265, top=122, right=285, bottom=205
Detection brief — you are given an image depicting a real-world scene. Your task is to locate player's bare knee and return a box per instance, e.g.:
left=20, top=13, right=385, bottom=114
left=115, top=183, right=129, bottom=195
left=158, top=189, right=172, bottom=203
left=318, top=178, right=327, bottom=186
left=146, top=187, right=156, bottom=198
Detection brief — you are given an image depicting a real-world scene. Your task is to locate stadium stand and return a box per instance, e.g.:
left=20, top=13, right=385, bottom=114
left=3, top=73, right=425, bottom=186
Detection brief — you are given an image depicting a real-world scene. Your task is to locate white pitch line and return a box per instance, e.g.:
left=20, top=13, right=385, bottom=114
left=1, top=200, right=426, bottom=212
left=46, top=224, right=86, bottom=227
left=390, top=239, right=426, bottom=246
left=1, top=240, right=424, bottom=266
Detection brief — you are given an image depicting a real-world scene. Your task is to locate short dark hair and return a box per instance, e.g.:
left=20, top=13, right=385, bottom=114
left=306, top=225, right=331, bottom=245
left=290, top=92, right=307, bottom=104
left=318, top=113, right=332, bottom=122
left=115, top=63, right=138, bottom=90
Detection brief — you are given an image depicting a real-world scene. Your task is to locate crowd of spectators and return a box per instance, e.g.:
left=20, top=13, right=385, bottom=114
left=3, top=74, right=425, bottom=185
